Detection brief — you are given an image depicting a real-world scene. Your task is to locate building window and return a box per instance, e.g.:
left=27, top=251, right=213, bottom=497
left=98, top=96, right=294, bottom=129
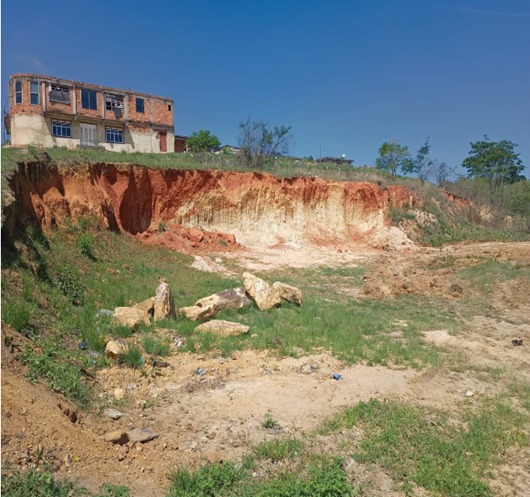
left=30, top=81, right=39, bottom=105
left=49, top=85, right=70, bottom=104
left=52, top=121, right=72, bottom=138
left=81, top=89, right=98, bottom=110
left=105, top=94, right=123, bottom=118
left=167, top=104, right=172, bottom=111
left=15, top=81, right=22, bottom=104
left=106, top=128, right=124, bottom=143
left=136, top=97, right=144, bottom=113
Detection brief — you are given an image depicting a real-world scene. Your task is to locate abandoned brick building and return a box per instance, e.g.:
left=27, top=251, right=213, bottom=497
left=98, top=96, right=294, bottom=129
left=6, top=73, right=175, bottom=153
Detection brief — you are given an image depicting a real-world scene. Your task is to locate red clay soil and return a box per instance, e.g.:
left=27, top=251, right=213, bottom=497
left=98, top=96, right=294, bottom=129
left=3, top=162, right=419, bottom=251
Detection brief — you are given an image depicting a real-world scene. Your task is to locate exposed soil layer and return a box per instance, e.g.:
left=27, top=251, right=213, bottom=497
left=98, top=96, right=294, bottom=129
left=3, top=161, right=418, bottom=251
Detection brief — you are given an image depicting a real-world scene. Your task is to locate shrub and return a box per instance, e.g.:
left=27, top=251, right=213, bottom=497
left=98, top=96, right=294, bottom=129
left=120, top=344, right=144, bottom=369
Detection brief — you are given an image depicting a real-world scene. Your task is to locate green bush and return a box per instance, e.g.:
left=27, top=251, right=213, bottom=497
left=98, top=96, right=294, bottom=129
left=56, top=266, right=84, bottom=305
left=77, top=234, right=94, bottom=258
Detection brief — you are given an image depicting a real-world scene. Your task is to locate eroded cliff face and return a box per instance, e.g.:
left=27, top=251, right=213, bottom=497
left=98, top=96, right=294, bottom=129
left=3, top=161, right=415, bottom=248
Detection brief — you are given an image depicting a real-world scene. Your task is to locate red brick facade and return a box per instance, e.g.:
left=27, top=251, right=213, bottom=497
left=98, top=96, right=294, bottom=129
left=8, top=73, right=174, bottom=152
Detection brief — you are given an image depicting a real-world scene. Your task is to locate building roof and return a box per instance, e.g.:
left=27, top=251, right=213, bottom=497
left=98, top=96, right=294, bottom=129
left=9, top=73, right=173, bottom=102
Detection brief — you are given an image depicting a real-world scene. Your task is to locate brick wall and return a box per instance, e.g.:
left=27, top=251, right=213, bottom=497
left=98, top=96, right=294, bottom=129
left=10, top=79, right=44, bottom=115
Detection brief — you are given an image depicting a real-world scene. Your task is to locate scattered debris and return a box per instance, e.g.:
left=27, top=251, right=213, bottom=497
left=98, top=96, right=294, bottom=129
left=331, top=373, right=343, bottom=381
left=299, top=364, right=318, bottom=374
left=512, top=338, right=524, bottom=346
left=78, top=341, right=89, bottom=350
left=195, top=368, right=208, bottom=376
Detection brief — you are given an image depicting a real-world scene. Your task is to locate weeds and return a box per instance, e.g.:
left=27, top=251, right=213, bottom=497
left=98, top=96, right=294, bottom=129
left=20, top=339, right=92, bottom=407
left=262, top=411, right=279, bottom=430
left=142, top=335, right=171, bottom=356
left=1, top=468, right=131, bottom=497
left=253, top=438, right=304, bottom=462
left=120, top=343, right=144, bottom=369
left=321, top=397, right=530, bottom=496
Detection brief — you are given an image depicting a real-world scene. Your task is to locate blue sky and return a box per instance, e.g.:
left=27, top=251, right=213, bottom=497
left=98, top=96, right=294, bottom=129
left=2, top=0, right=529, bottom=177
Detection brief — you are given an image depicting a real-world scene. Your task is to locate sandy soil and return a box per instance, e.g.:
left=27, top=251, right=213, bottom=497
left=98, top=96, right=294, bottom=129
left=2, top=240, right=530, bottom=496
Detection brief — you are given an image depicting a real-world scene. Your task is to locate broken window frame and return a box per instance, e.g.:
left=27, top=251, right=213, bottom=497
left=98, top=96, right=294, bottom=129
left=51, top=120, right=72, bottom=138
left=49, top=84, right=71, bottom=104
left=136, top=97, right=144, bottom=113
left=81, top=89, right=98, bottom=110
left=15, top=81, right=22, bottom=104
left=30, top=81, right=39, bottom=105
left=105, top=127, right=124, bottom=144
left=105, top=93, right=124, bottom=112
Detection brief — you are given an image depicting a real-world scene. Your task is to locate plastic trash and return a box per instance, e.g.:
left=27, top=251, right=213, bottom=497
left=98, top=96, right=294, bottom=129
left=78, top=341, right=89, bottom=350
left=195, top=368, right=208, bottom=376
left=331, top=373, right=343, bottom=381
left=512, top=339, right=523, bottom=346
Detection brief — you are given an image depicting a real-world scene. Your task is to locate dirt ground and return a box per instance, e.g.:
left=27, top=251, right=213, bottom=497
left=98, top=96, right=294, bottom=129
left=2, top=240, right=530, bottom=496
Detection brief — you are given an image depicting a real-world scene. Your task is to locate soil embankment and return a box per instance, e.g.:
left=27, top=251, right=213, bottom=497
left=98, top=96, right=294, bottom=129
left=3, top=161, right=415, bottom=250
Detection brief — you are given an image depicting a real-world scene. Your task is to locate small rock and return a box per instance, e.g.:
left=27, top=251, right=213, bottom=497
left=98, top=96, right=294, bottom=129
left=449, top=283, right=463, bottom=297
left=114, top=388, right=125, bottom=400
left=127, top=427, right=159, bottom=443
left=117, top=445, right=129, bottom=461
left=103, top=408, right=123, bottom=420
left=512, top=338, right=523, bottom=346
left=104, top=430, right=129, bottom=445
left=465, top=390, right=474, bottom=398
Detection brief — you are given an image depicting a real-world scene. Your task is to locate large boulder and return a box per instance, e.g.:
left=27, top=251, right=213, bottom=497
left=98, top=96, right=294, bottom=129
left=179, top=305, right=217, bottom=322
left=179, top=287, right=251, bottom=322
left=195, top=320, right=250, bottom=337
left=272, top=281, right=303, bottom=306
left=154, top=277, right=176, bottom=322
left=112, top=307, right=151, bottom=328
left=134, top=297, right=155, bottom=315
left=243, top=272, right=282, bottom=311
left=195, top=287, right=251, bottom=312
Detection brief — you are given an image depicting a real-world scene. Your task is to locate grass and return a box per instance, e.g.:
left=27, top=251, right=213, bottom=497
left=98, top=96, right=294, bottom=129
left=20, top=338, right=92, bottom=407
left=320, top=397, right=530, bottom=497
left=1, top=468, right=131, bottom=497
left=457, top=259, right=530, bottom=293
left=166, top=457, right=354, bottom=497
left=142, top=334, right=171, bottom=356
left=253, top=438, right=304, bottom=462
left=120, top=343, right=144, bottom=368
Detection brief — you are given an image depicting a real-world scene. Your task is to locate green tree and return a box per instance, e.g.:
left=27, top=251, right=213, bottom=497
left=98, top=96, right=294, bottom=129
left=376, top=140, right=411, bottom=176
left=237, top=117, right=292, bottom=168
left=402, top=138, right=433, bottom=182
left=462, top=136, right=524, bottom=192
left=186, top=130, right=221, bottom=152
